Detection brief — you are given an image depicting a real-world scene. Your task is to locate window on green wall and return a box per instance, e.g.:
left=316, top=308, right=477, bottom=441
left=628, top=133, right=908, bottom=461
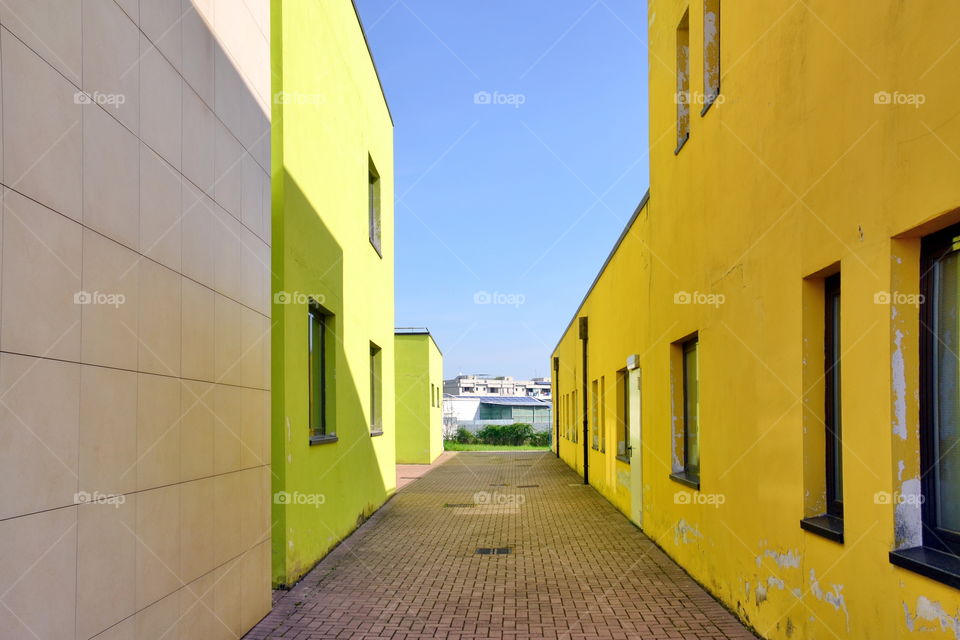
left=370, top=342, right=382, bottom=434
left=369, top=156, right=382, bottom=256
left=308, top=301, right=334, bottom=442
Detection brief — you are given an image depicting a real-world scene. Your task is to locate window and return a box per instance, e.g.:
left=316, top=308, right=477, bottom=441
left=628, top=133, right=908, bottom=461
left=572, top=389, right=578, bottom=443
left=370, top=342, right=382, bottom=434
left=891, top=225, right=960, bottom=586
left=430, top=383, right=436, bottom=407
left=308, top=302, right=334, bottom=442
left=671, top=336, right=699, bottom=487
left=824, top=274, right=843, bottom=518
left=368, top=157, right=382, bottom=256
left=617, top=368, right=630, bottom=460
left=591, top=379, right=599, bottom=450
left=921, top=227, right=960, bottom=554
left=676, top=9, right=691, bottom=152
left=702, top=0, right=720, bottom=114
left=599, top=376, right=606, bottom=453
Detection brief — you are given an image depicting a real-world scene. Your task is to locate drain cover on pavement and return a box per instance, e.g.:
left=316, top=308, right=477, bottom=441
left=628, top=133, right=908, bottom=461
left=443, top=503, right=475, bottom=508
left=517, top=485, right=539, bottom=488
left=475, top=547, right=512, bottom=555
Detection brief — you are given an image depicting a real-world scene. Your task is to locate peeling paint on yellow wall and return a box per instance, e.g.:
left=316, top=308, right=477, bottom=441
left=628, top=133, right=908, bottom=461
left=904, top=597, right=960, bottom=638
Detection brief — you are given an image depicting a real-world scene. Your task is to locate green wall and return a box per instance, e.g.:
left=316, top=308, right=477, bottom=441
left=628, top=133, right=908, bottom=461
left=271, top=0, right=396, bottom=588
left=394, top=334, right=443, bottom=464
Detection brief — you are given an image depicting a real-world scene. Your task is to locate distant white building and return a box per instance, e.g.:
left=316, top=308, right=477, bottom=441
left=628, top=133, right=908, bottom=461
left=443, top=395, right=552, bottom=433
left=443, top=374, right=551, bottom=399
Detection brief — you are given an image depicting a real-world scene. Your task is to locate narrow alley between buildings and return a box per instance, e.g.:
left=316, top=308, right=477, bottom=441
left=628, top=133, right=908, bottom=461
left=246, top=452, right=756, bottom=640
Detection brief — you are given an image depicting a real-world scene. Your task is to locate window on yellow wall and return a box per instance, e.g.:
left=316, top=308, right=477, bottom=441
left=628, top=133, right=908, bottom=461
left=676, top=9, right=691, bottom=152
left=702, top=0, right=720, bottom=114
left=682, top=338, right=700, bottom=482
left=599, top=376, right=606, bottom=453
left=616, top=368, right=630, bottom=460
left=591, top=379, right=599, bottom=450
left=572, top=389, right=583, bottom=442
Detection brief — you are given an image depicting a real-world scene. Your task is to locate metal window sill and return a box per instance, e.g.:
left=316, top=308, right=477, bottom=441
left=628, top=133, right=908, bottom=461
left=674, top=132, right=690, bottom=155
left=800, top=514, right=844, bottom=543
left=309, top=433, right=339, bottom=446
left=615, top=455, right=631, bottom=464
left=669, top=471, right=700, bottom=490
left=890, top=546, right=960, bottom=590
left=370, top=430, right=385, bottom=437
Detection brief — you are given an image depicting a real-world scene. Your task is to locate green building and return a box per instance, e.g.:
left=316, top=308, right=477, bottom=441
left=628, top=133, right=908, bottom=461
left=270, top=0, right=396, bottom=588
left=394, top=329, right=444, bottom=464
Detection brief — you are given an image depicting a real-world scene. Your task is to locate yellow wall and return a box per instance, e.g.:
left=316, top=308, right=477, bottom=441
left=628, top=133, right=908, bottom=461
left=554, top=1, right=960, bottom=638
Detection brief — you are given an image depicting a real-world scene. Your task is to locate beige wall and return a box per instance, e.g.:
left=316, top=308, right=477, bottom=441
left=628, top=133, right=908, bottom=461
left=0, top=1, right=272, bottom=638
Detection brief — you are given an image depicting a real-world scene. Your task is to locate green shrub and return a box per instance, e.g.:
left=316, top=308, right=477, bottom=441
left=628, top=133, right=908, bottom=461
left=477, top=423, right=534, bottom=445
left=529, top=430, right=551, bottom=447
left=453, top=427, right=476, bottom=444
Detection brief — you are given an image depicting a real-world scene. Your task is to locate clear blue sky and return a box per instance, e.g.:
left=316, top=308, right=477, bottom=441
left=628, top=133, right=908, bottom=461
left=355, top=0, right=650, bottom=380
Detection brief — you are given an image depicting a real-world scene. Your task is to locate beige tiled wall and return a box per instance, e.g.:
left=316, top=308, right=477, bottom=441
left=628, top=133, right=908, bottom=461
left=0, top=1, right=271, bottom=638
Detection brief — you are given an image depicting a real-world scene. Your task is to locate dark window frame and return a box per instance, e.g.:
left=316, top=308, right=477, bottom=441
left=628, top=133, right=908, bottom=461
left=308, top=301, right=336, bottom=444
left=616, top=367, right=631, bottom=463
left=824, top=273, right=843, bottom=518
left=920, top=225, right=960, bottom=557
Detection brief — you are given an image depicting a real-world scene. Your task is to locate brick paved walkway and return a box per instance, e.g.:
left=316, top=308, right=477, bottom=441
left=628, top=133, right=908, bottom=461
left=246, top=452, right=756, bottom=639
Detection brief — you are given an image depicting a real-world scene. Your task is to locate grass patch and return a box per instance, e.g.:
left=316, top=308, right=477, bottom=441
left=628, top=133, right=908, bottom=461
left=444, top=442, right=550, bottom=452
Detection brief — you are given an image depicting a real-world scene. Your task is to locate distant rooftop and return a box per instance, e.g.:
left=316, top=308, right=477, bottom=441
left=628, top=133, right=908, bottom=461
left=395, top=327, right=431, bottom=334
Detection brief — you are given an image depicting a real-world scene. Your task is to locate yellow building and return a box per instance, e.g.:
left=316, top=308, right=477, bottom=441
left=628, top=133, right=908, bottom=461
left=394, top=329, right=444, bottom=464
left=553, top=1, right=960, bottom=638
